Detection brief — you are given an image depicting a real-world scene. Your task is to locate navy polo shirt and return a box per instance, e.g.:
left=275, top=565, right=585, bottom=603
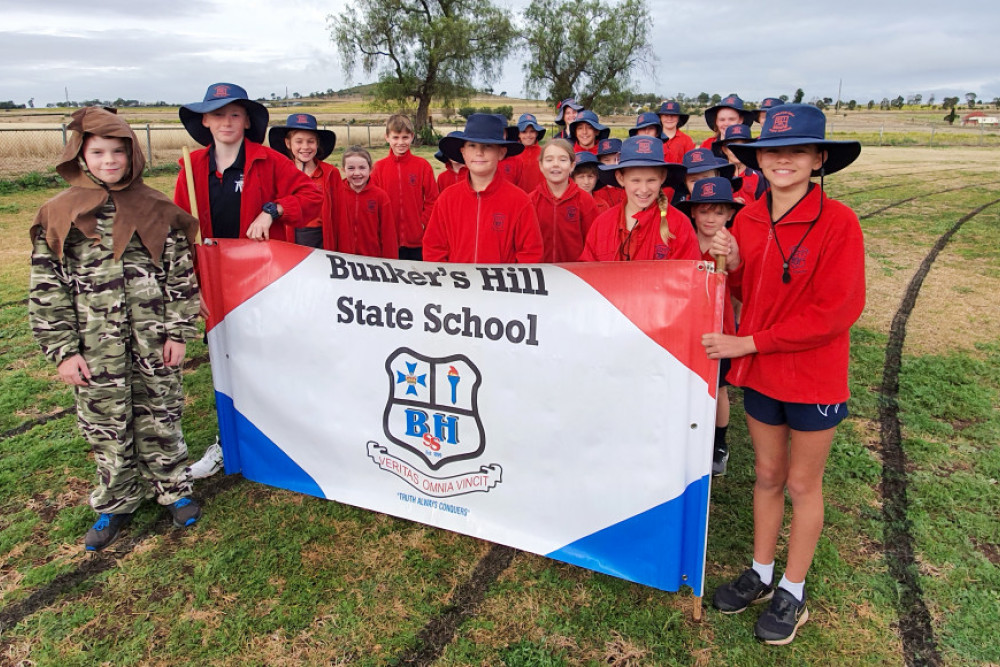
left=208, top=142, right=246, bottom=239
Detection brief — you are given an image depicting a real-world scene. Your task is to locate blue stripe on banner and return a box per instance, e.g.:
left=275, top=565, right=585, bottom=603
left=214, top=392, right=326, bottom=499
left=546, top=475, right=710, bottom=594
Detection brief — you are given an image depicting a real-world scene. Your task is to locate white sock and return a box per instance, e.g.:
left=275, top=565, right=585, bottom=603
left=778, top=574, right=805, bottom=602
left=752, top=559, right=774, bottom=586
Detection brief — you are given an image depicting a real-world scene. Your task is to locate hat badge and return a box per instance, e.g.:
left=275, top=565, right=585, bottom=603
left=770, top=112, right=794, bottom=133
left=212, top=85, right=231, bottom=98
left=296, top=114, right=309, bottom=124
left=636, top=138, right=653, bottom=154
left=691, top=151, right=704, bottom=163
left=724, top=96, right=737, bottom=105
left=701, top=182, right=716, bottom=196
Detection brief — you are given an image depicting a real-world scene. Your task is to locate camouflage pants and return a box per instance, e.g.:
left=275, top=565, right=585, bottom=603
left=76, top=339, right=192, bottom=513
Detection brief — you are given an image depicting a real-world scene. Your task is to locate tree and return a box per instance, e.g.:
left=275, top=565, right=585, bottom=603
left=779, top=94, right=789, bottom=103
left=793, top=88, right=805, bottom=104
left=521, top=0, right=652, bottom=109
left=330, top=0, right=517, bottom=132
left=965, top=92, right=977, bottom=109
left=927, top=94, right=935, bottom=107
left=942, top=96, right=959, bottom=110
left=847, top=100, right=857, bottom=111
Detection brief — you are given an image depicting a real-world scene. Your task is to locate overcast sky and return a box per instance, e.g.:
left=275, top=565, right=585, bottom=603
left=1, top=0, right=997, bottom=108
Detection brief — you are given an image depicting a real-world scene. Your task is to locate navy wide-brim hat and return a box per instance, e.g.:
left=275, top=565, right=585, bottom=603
left=516, top=113, right=546, bottom=140
left=439, top=113, right=524, bottom=164
left=682, top=148, right=736, bottom=177
left=572, top=151, right=605, bottom=191
left=598, top=135, right=685, bottom=189
left=555, top=98, right=585, bottom=125
left=268, top=113, right=336, bottom=161
left=180, top=82, right=269, bottom=146
left=704, top=94, right=756, bottom=130
left=675, top=176, right=744, bottom=217
left=597, top=137, right=622, bottom=156
left=569, top=110, right=610, bottom=142
left=628, top=111, right=662, bottom=137
left=729, top=104, right=861, bottom=175
left=657, top=100, right=690, bottom=128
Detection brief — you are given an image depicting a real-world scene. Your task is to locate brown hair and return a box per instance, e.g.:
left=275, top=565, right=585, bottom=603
left=540, top=138, right=574, bottom=163
left=385, top=114, right=414, bottom=135
left=342, top=145, right=373, bottom=168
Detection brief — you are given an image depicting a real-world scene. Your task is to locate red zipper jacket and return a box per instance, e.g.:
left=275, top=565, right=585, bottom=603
left=370, top=150, right=438, bottom=248
left=662, top=130, right=695, bottom=164
left=423, top=174, right=543, bottom=263
left=498, top=155, right=525, bottom=190
left=725, top=186, right=865, bottom=403
left=320, top=164, right=350, bottom=252
left=528, top=181, right=599, bottom=262
left=573, top=143, right=599, bottom=155
left=593, top=187, right=625, bottom=214
left=173, top=140, right=322, bottom=242
left=518, top=144, right=544, bottom=194
left=579, top=202, right=700, bottom=262
left=437, top=165, right=467, bottom=193
left=336, top=182, right=398, bottom=259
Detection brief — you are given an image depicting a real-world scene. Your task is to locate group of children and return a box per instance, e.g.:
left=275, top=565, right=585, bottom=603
left=29, top=83, right=865, bottom=647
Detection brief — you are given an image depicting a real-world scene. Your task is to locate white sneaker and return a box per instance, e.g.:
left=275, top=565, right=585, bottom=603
left=187, top=440, right=224, bottom=479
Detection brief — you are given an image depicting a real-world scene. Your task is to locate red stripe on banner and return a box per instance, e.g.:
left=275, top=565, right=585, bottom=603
left=196, top=239, right=314, bottom=331
left=561, top=260, right=724, bottom=393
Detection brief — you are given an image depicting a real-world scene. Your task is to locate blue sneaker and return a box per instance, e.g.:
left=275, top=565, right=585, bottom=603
left=168, top=497, right=202, bottom=528
left=84, top=513, right=132, bottom=551
left=755, top=587, right=809, bottom=645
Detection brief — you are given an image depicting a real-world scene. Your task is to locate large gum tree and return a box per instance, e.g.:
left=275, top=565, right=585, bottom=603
left=330, top=0, right=516, bottom=133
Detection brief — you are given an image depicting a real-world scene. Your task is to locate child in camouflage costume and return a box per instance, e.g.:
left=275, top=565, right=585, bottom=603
left=29, top=107, right=203, bottom=551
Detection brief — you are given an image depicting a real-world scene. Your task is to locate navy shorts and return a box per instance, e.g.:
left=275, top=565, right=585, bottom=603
left=743, top=387, right=848, bottom=431
left=718, top=358, right=732, bottom=388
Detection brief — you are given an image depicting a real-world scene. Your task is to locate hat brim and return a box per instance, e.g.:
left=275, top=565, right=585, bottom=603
left=686, top=159, right=736, bottom=178
left=267, top=126, right=337, bottom=161
left=180, top=98, right=269, bottom=146
left=516, top=122, right=546, bottom=138
left=629, top=123, right=662, bottom=137
left=555, top=102, right=585, bottom=124
left=439, top=133, right=524, bottom=164
left=729, top=138, right=861, bottom=175
left=598, top=161, right=685, bottom=189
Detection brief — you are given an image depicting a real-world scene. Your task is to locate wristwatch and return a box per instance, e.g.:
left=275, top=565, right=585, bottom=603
left=262, top=202, right=280, bottom=219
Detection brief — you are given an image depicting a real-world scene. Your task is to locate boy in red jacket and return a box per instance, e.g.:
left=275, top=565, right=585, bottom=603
left=513, top=114, right=546, bottom=194
left=423, top=114, right=543, bottom=263
left=657, top=100, right=696, bottom=163
left=579, top=136, right=698, bottom=262
left=370, top=114, right=439, bottom=260
left=703, top=104, right=864, bottom=646
left=173, top=83, right=322, bottom=246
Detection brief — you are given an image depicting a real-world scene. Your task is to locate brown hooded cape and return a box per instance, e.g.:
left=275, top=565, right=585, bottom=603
left=31, top=107, right=199, bottom=266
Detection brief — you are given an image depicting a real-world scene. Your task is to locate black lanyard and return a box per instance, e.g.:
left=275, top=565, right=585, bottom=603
left=767, top=184, right=822, bottom=283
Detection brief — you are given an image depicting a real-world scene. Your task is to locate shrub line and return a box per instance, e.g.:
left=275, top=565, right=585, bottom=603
left=878, top=196, right=1000, bottom=666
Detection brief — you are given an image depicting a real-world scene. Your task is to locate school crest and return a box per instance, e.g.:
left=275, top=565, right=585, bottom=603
left=382, top=348, right=485, bottom=470
left=492, top=213, right=506, bottom=231
left=770, top=111, right=794, bottom=133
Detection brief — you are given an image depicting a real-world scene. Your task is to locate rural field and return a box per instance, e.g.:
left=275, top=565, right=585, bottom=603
left=1, top=140, right=999, bottom=665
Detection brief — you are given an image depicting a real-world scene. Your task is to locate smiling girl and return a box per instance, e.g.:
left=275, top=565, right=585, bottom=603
left=528, top=139, right=598, bottom=262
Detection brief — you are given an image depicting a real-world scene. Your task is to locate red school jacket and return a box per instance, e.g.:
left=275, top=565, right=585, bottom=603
left=662, top=130, right=695, bottom=164
left=423, top=174, right=544, bottom=264
left=725, top=186, right=866, bottom=404
left=173, top=140, right=322, bottom=243
left=518, top=144, right=544, bottom=195
left=437, top=165, right=468, bottom=193
left=497, top=154, right=525, bottom=191
left=339, top=182, right=398, bottom=259
left=579, top=202, right=700, bottom=262
left=592, top=187, right=625, bottom=214
left=528, top=181, right=599, bottom=262
left=370, top=150, right=438, bottom=248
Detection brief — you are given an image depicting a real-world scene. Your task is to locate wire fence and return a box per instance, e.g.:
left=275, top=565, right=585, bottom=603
left=1, top=117, right=997, bottom=179
left=0, top=123, right=396, bottom=178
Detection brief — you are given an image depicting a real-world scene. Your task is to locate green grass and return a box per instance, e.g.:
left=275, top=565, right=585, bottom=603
left=1, top=147, right=998, bottom=665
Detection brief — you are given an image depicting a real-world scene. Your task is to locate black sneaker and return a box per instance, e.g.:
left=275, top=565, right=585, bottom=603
left=84, top=513, right=132, bottom=552
left=712, top=446, right=730, bottom=477
left=167, top=497, right=201, bottom=528
left=712, top=568, right=774, bottom=614
left=754, top=587, right=809, bottom=645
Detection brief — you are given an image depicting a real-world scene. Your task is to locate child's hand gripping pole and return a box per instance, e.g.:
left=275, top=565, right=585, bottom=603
left=714, top=254, right=726, bottom=274
left=182, top=146, right=202, bottom=245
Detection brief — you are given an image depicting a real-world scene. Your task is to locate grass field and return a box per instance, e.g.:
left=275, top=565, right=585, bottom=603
left=1, top=146, right=999, bottom=665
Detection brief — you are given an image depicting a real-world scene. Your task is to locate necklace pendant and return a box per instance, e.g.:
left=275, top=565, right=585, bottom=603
left=782, top=270, right=791, bottom=284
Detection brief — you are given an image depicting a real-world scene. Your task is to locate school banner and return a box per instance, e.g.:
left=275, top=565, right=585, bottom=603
left=197, top=239, right=725, bottom=596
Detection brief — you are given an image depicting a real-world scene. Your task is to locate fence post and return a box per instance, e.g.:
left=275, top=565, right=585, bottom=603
left=368, top=124, right=372, bottom=147
left=346, top=124, right=350, bottom=145
left=61, top=123, right=67, bottom=146
left=879, top=124, right=884, bottom=146
left=145, top=124, right=153, bottom=168
left=980, top=122, right=984, bottom=146
left=929, top=126, right=934, bottom=147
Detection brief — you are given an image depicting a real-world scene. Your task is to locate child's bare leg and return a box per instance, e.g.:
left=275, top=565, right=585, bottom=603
left=783, top=427, right=835, bottom=582
left=747, top=415, right=790, bottom=565
left=716, top=387, right=730, bottom=427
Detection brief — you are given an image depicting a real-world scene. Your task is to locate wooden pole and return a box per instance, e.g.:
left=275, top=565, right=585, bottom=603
left=692, top=595, right=703, bottom=622
left=182, top=145, right=202, bottom=245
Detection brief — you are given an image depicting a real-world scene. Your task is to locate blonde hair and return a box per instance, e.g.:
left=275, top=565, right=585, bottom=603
left=539, top=138, right=574, bottom=164
left=342, top=145, right=372, bottom=168
left=385, top=114, right=414, bottom=135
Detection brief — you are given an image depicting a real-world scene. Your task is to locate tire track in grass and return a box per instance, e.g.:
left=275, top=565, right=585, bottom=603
left=878, top=196, right=1000, bottom=667
left=834, top=172, right=994, bottom=198
left=858, top=181, right=1000, bottom=220
left=0, top=355, right=209, bottom=443
left=394, top=543, right=517, bottom=665
left=0, top=298, right=28, bottom=310
left=0, top=472, right=241, bottom=636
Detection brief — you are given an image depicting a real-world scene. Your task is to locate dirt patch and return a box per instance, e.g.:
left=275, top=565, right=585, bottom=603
left=970, top=537, right=1000, bottom=565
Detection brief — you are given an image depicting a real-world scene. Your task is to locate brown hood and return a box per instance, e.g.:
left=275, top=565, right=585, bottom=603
left=32, top=106, right=198, bottom=265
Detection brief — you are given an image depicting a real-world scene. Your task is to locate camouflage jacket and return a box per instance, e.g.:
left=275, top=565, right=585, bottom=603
left=29, top=199, right=200, bottom=367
